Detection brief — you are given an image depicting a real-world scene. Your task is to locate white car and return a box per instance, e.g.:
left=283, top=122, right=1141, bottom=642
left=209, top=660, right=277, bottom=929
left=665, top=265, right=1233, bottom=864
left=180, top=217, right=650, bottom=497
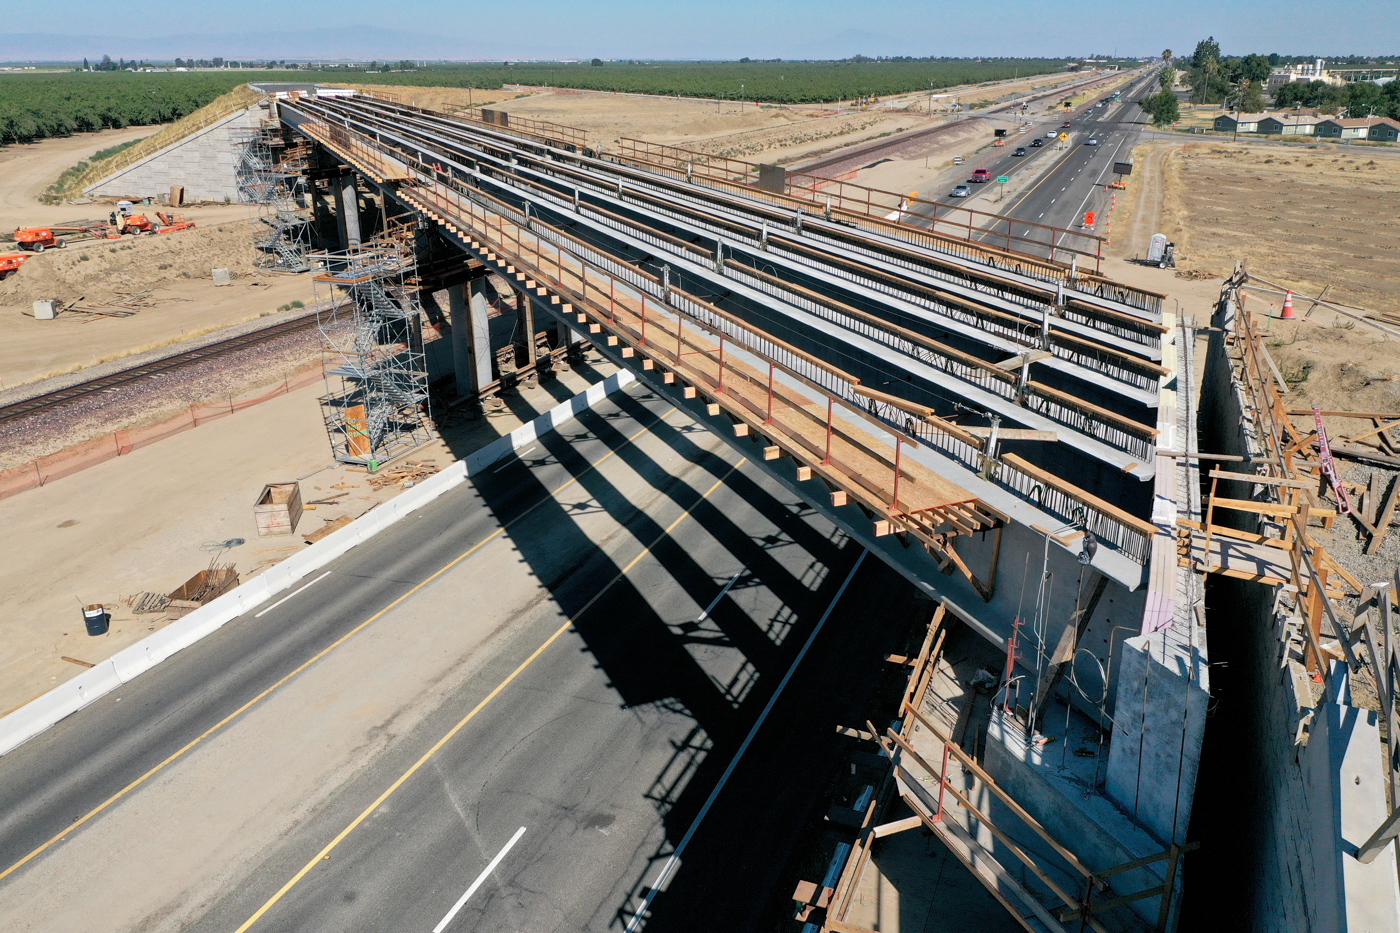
left=1086, top=137, right=1099, bottom=146
left=1045, top=130, right=1057, bottom=138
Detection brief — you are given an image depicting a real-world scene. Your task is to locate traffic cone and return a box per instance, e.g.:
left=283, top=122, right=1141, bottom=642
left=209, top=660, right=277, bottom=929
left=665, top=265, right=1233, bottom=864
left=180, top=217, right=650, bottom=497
left=1280, top=290, right=1295, bottom=319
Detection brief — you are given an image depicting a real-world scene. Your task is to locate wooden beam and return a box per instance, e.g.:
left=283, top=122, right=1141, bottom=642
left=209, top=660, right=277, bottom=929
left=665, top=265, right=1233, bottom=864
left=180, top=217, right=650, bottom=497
left=1207, top=469, right=1313, bottom=489
left=1004, top=453, right=1158, bottom=538
left=872, top=815, right=924, bottom=837
left=1367, top=477, right=1400, bottom=557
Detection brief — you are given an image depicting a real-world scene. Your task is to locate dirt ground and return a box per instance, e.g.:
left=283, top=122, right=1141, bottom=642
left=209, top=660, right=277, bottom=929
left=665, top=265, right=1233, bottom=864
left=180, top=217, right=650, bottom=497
left=0, top=125, right=155, bottom=232
left=1160, top=141, right=1400, bottom=314
left=0, top=354, right=619, bottom=717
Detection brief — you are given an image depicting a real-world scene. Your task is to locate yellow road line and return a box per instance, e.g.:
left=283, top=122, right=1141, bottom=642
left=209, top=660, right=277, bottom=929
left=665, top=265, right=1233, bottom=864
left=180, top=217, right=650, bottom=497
left=234, top=459, right=747, bottom=932
left=0, top=404, right=686, bottom=885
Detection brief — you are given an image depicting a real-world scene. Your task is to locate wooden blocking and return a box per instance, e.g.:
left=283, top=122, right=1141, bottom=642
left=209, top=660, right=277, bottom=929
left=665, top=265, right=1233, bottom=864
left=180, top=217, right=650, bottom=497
left=831, top=490, right=848, bottom=507
left=506, top=265, right=516, bottom=274
left=607, top=335, right=619, bottom=346
left=763, top=446, right=781, bottom=461
left=683, top=386, right=697, bottom=399
left=621, top=346, right=635, bottom=358
left=536, top=287, right=548, bottom=297
left=797, top=466, right=813, bottom=481
left=642, top=359, right=655, bottom=371
left=706, top=402, right=721, bottom=416
left=576, top=313, right=587, bottom=324
left=873, top=519, right=893, bottom=537
left=663, top=372, right=676, bottom=384
left=734, top=422, right=750, bottom=437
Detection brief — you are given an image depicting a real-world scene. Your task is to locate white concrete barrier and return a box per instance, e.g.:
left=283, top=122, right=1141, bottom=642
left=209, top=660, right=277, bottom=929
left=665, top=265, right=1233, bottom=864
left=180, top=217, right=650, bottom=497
left=0, top=371, right=636, bottom=757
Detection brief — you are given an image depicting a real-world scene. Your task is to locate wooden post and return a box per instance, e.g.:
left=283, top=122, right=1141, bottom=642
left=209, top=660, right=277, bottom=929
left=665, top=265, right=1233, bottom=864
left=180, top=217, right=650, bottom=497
left=1306, top=567, right=1329, bottom=675
left=823, top=395, right=834, bottom=465
left=891, top=436, right=902, bottom=513
left=676, top=314, right=684, bottom=362
left=717, top=332, right=725, bottom=393
left=639, top=293, right=647, bottom=345
left=765, top=362, right=774, bottom=424
left=610, top=279, right=616, bottom=324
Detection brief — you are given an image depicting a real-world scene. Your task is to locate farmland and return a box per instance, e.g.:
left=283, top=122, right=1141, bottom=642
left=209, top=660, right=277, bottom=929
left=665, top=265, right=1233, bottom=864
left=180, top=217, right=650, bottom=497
left=0, top=58, right=1075, bottom=144
left=0, top=71, right=283, bottom=143
left=332, top=58, right=1073, bottom=103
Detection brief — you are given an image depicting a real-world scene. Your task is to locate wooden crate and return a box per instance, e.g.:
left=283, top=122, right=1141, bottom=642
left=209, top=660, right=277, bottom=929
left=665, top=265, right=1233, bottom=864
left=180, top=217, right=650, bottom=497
left=254, top=482, right=303, bottom=537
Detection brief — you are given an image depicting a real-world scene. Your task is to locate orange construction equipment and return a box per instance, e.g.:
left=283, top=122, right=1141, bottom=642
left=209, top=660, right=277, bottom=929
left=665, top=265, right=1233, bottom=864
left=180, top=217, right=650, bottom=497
left=13, top=220, right=109, bottom=251
left=1280, top=290, right=1295, bottom=319
left=153, top=212, right=197, bottom=233
left=0, top=252, right=31, bottom=280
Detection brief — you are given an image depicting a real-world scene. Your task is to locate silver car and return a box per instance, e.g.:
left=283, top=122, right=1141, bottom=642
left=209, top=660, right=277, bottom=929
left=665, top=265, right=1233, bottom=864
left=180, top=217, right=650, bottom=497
left=950, top=184, right=971, bottom=198
left=1086, top=137, right=1099, bottom=146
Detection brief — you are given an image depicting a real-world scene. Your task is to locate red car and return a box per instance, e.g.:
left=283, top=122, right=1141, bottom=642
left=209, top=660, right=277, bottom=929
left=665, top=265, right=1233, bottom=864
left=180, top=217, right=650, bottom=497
left=970, top=168, right=991, bottom=183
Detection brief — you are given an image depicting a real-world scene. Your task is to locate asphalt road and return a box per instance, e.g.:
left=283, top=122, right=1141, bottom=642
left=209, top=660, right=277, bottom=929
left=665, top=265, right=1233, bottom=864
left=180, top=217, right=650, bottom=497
left=0, top=382, right=923, bottom=932
left=906, top=69, right=1162, bottom=257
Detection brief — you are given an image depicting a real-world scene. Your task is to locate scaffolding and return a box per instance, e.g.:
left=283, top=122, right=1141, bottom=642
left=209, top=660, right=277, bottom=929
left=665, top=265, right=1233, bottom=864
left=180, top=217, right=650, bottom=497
left=312, top=227, right=433, bottom=468
left=232, top=119, right=314, bottom=273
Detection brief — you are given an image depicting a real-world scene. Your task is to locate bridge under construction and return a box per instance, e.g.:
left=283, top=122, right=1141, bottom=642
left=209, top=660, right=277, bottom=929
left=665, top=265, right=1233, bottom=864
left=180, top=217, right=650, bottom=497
left=235, top=87, right=1202, bottom=932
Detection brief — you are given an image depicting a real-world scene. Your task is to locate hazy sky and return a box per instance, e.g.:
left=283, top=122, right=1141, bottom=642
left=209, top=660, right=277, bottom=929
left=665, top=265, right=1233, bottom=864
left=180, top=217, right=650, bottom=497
left=8, top=0, right=1399, bottom=60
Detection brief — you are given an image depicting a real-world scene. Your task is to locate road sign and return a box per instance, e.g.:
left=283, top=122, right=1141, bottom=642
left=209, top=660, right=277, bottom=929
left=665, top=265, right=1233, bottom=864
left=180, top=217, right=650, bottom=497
left=997, top=176, right=1009, bottom=183
left=1059, top=133, right=1069, bottom=140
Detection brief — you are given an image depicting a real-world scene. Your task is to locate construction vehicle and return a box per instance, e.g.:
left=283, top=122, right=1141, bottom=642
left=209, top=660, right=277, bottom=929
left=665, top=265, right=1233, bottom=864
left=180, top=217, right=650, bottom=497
left=0, top=252, right=32, bottom=280
left=12, top=220, right=108, bottom=251
left=105, top=211, right=197, bottom=237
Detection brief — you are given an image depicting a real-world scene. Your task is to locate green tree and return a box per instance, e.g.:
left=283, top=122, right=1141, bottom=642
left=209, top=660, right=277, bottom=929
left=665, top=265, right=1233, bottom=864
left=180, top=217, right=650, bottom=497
left=1238, top=53, right=1270, bottom=84
left=1237, top=80, right=1265, bottom=113
left=1162, top=49, right=1172, bottom=63
left=590, top=58, right=603, bottom=67
left=1160, top=66, right=1176, bottom=92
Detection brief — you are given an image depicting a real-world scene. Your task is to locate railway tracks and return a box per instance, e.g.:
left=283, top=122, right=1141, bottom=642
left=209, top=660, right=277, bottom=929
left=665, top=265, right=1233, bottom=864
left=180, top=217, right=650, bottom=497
left=0, top=314, right=321, bottom=427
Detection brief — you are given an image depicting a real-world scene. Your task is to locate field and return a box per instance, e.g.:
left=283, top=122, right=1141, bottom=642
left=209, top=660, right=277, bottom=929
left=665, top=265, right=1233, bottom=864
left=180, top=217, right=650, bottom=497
left=0, top=71, right=287, bottom=143
left=1162, top=142, right=1400, bottom=314
left=338, top=59, right=1072, bottom=103
left=0, top=60, right=1075, bottom=147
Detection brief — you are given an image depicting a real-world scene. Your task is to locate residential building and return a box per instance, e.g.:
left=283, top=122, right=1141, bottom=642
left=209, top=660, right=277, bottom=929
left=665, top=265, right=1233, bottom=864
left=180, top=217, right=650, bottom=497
left=1214, top=112, right=1269, bottom=133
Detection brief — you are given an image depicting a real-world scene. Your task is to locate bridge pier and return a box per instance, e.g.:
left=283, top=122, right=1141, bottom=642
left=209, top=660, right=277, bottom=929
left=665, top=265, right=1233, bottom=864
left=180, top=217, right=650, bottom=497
left=337, top=175, right=362, bottom=248
left=447, top=275, right=495, bottom=404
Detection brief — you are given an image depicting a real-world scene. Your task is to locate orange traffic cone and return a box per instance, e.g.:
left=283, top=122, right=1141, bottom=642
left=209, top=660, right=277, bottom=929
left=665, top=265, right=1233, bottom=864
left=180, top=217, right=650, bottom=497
left=1280, top=290, right=1295, bottom=319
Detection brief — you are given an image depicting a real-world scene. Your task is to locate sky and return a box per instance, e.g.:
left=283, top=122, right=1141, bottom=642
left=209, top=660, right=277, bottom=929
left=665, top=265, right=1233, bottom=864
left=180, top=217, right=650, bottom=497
left=3, top=0, right=1398, bottom=62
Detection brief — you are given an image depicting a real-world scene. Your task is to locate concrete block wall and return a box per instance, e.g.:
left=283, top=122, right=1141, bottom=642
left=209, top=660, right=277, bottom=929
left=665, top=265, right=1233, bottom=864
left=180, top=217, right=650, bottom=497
left=86, top=106, right=263, bottom=203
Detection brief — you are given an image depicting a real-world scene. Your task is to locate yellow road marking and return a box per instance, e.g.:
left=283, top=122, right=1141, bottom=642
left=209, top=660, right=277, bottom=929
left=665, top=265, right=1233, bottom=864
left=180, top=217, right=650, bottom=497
left=233, top=459, right=746, bottom=932
left=0, top=404, right=687, bottom=885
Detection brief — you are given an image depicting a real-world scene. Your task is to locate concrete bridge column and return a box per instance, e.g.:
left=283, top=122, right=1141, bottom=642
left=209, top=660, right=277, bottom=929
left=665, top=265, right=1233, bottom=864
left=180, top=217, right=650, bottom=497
left=447, top=277, right=494, bottom=401
left=516, top=291, right=537, bottom=368
left=338, top=175, right=362, bottom=248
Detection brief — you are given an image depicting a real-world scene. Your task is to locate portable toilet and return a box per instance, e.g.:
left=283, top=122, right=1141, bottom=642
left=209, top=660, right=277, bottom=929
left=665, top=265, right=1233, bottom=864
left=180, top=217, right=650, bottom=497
left=1146, top=234, right=1167, bottom=264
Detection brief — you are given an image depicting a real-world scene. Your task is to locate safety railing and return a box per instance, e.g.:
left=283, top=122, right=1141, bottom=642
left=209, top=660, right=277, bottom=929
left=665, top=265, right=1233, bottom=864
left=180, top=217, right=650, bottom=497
left=303, top=114, right=1158, bottom=566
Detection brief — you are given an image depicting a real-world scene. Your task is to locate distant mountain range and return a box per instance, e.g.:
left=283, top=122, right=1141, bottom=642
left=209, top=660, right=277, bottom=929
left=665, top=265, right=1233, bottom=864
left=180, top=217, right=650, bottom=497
left=0, top=29, right=502, bottom=63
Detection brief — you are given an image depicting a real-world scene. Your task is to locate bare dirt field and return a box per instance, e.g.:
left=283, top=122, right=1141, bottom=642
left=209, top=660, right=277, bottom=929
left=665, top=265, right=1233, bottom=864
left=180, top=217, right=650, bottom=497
left=1161, top=141, right=1400, bottom=314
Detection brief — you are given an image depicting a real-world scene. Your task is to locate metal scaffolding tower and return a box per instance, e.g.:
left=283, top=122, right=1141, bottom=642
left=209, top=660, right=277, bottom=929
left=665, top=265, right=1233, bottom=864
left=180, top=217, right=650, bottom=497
left=312, top=226, right=433, bottom=468
left=232, top=119, right=313, bottom=273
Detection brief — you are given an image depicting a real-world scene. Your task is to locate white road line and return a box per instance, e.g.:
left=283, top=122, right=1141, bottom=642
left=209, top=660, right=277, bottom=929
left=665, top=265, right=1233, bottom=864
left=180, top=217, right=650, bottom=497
left=254, top=572, right=331, bottom=618
left=623, top=549, right=869, bottom=933
left=432, top=826, right=527, bottom=933
left=696, top=571, right=743, bottom=623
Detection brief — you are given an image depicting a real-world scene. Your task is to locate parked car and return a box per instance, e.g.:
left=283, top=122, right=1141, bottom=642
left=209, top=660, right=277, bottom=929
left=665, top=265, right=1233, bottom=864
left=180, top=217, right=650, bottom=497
left=1013, top=147, right=1027, bottom=156
left=1030, top=138, right=1044, bottom=147
left=950, top=184, right=971, bottom=198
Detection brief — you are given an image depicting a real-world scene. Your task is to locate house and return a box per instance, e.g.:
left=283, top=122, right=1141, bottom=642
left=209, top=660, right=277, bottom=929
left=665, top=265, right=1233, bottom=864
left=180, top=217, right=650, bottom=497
left=1257, top=113, right=1323, bottom=136
left=1369, top=118, right=1400, bottom=142
left=1315, top=118, right=1378, bottom=139
left=1214, top=112, right=1269, bottom=133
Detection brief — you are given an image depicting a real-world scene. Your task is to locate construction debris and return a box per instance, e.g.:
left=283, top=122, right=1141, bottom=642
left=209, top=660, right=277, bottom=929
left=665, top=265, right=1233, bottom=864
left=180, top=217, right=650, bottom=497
left=304, top=514, right=353, bottom=544
left=127, top=591, right=171, bottom=615
left=366, top=460, right=440, bottom=489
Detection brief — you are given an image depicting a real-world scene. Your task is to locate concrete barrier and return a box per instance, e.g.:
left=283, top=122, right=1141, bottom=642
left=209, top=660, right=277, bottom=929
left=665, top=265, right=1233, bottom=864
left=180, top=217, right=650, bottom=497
left=0, top=371, right=636, bottom=757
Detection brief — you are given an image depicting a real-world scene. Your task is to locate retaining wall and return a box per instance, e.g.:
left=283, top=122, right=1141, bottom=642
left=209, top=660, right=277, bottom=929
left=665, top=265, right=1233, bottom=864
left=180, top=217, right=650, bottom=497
left=85, top=106, right=262, bottom=203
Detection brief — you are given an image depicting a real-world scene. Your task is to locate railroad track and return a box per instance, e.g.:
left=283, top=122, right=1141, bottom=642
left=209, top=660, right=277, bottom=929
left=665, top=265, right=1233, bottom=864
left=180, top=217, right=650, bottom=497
left=0, top=314, right=321, bottom=426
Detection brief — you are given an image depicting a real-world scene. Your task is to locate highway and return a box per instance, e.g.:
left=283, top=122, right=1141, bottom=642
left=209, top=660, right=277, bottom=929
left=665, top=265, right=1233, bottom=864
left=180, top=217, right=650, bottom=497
left=910, top=69, right=1161, bottom=256
left=0, top=382, right=924, bottom=931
